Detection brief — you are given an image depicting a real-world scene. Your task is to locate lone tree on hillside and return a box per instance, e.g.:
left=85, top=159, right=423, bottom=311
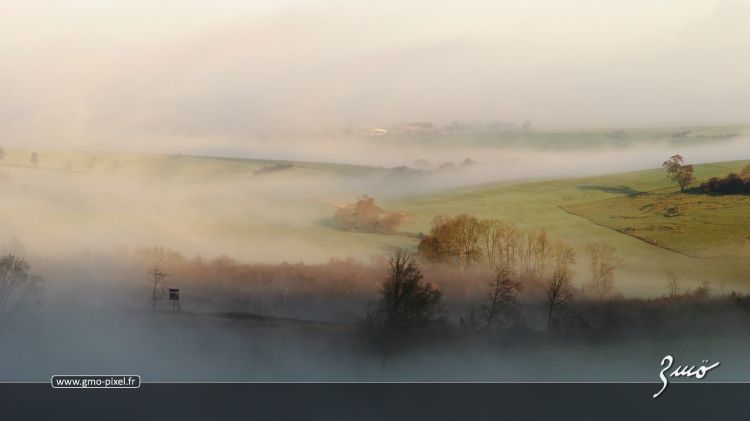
left=662, top=154, right=695, bottom=192
left=363, top=250, right=442, bottom=351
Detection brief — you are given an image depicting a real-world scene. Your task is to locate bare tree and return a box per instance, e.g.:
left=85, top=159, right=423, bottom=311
left=148, top=259, right=169, bottom=310
left=454, top=214, right=482, bottom=266
left=480, top=267, right=523, bottom=330
left=584, top=242, right=622, bottom=297
left=30, top=152, right=38, bottom=166
left=665, top=270, right=680, bottom=298
left=497, top=221, right=520, bottom=274
left=478, top=219, right=520, bottom=273
left=0, top=254, right=42, bottom=332
left=662, top=154, right=695, bottom=192
left=366, top=249, right=442, bottom=333
left=517, top=231, right=532, bottom=280
left=478, top=219, right=502, bottom=270
left=545, top=241, right=575, bottom=330
left=693, top=281, right=711, bottom=302
left=532, top=229, right=552, bottom=284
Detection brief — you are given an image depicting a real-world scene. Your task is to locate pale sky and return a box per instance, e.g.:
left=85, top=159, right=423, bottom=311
left=0, top=0, right=748, bottom=152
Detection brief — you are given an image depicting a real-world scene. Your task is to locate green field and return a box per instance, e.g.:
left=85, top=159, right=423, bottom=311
left=388, top=160, right=750, bottom=296
left=563, top=191, right=750, bottom=258
left=1, top=141, right=749, bottom=297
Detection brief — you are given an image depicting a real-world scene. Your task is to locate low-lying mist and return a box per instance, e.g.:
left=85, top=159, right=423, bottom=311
left=2, top=0, right=749, bottom=385
left=2, top=246, right=750, bottom=382
left=0, top=134, right=748, bottom=382
left=1, top=135, right=747, bottom=263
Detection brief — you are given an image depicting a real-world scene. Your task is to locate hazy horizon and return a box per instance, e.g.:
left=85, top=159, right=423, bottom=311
left=1, top=0, right=749, bottom=157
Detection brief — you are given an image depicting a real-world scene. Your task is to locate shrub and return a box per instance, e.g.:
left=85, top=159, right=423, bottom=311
left=252, top=163, right=293, bottom=175
left=334, top=195, right=405, bottom=234
left=697, top=173, right=750, bottom=195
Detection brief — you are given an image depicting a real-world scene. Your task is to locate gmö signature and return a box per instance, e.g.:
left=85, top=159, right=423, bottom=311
left=653, top=355, right=720, bottom=398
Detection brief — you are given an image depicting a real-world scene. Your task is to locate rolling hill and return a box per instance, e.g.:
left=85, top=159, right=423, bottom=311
left=0, top=146, right=748, bottom=297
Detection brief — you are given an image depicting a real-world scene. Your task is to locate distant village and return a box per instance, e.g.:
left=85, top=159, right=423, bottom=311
left=362, top=120, right=531, bottom=136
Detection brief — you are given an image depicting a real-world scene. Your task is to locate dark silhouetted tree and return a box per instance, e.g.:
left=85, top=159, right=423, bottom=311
left=545, top=241, right=575, bottom=331
left=666, top=270, right=680, bottom=298
left=363, top=250, right=442, bottom=352
left=479, top=267, right=523, bottom=330
left=148, top=259, right=169, bottom=310
left=0, top=254, right=42, bottom=332
left=699, top=173, right=749, bottom=195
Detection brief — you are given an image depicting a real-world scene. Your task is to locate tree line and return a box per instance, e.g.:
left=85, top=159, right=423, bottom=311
left=663, top=155, right=750, bottom=195
left=695, top=164, right=750, bottom=195
left=362, top=246, right=742, bottom=358
left=361, top=213, right=628, bottom=353
left=417, top=214, right=621, bottom=297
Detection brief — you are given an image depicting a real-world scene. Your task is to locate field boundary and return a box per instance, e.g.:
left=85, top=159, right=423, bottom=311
left=557, top=205, right=701, bottom=259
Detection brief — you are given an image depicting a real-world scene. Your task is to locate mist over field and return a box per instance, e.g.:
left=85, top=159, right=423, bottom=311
left=2, top=0, right=750, bottom=151
left=0, top=134, right=747, bottom=262
left=1, top=0, right=749, bottom=383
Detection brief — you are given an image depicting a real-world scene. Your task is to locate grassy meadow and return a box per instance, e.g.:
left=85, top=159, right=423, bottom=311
left=0, top=130, right=748, bottom=297
left=389, top=159, right=750, bottom=296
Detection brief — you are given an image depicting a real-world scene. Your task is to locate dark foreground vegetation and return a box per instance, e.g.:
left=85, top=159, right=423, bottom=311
left=0, top=254, right=43, bottom=335
left=358, top=249, right=750, bottom=358
left=3, top=244, right=750, bottom=377
left=122, top=239, right=750, bottom=361
left=693, top=164, right=750, bottom=195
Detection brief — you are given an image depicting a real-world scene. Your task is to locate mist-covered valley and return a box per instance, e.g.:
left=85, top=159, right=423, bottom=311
left=1, top=129, right=749, bottom=382
left=2, top=0, right=750, bottom=385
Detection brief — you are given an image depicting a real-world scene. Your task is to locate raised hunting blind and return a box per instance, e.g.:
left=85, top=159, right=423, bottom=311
left=168, top=288, right=180, bottom=311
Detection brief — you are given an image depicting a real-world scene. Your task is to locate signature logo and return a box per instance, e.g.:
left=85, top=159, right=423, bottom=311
left=653, top=355, right=720, bottom=398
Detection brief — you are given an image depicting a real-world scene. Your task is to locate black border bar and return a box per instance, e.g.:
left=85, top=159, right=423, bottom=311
left=3, top=383, right=745, bottom=419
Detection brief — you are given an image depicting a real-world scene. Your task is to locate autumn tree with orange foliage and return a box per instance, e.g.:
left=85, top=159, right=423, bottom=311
left=334, top=195, right=405, bottom=234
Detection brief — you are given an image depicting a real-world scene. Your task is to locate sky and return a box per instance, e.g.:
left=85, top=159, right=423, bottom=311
left=0, top=0, right=749, bottom=154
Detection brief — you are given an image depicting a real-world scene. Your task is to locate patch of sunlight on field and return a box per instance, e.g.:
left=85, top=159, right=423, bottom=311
left=389, top=160, right=750, bottom=296
left=1, top=148, right=748, bottom=296
left=564, top=193, right=750, bottom=258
